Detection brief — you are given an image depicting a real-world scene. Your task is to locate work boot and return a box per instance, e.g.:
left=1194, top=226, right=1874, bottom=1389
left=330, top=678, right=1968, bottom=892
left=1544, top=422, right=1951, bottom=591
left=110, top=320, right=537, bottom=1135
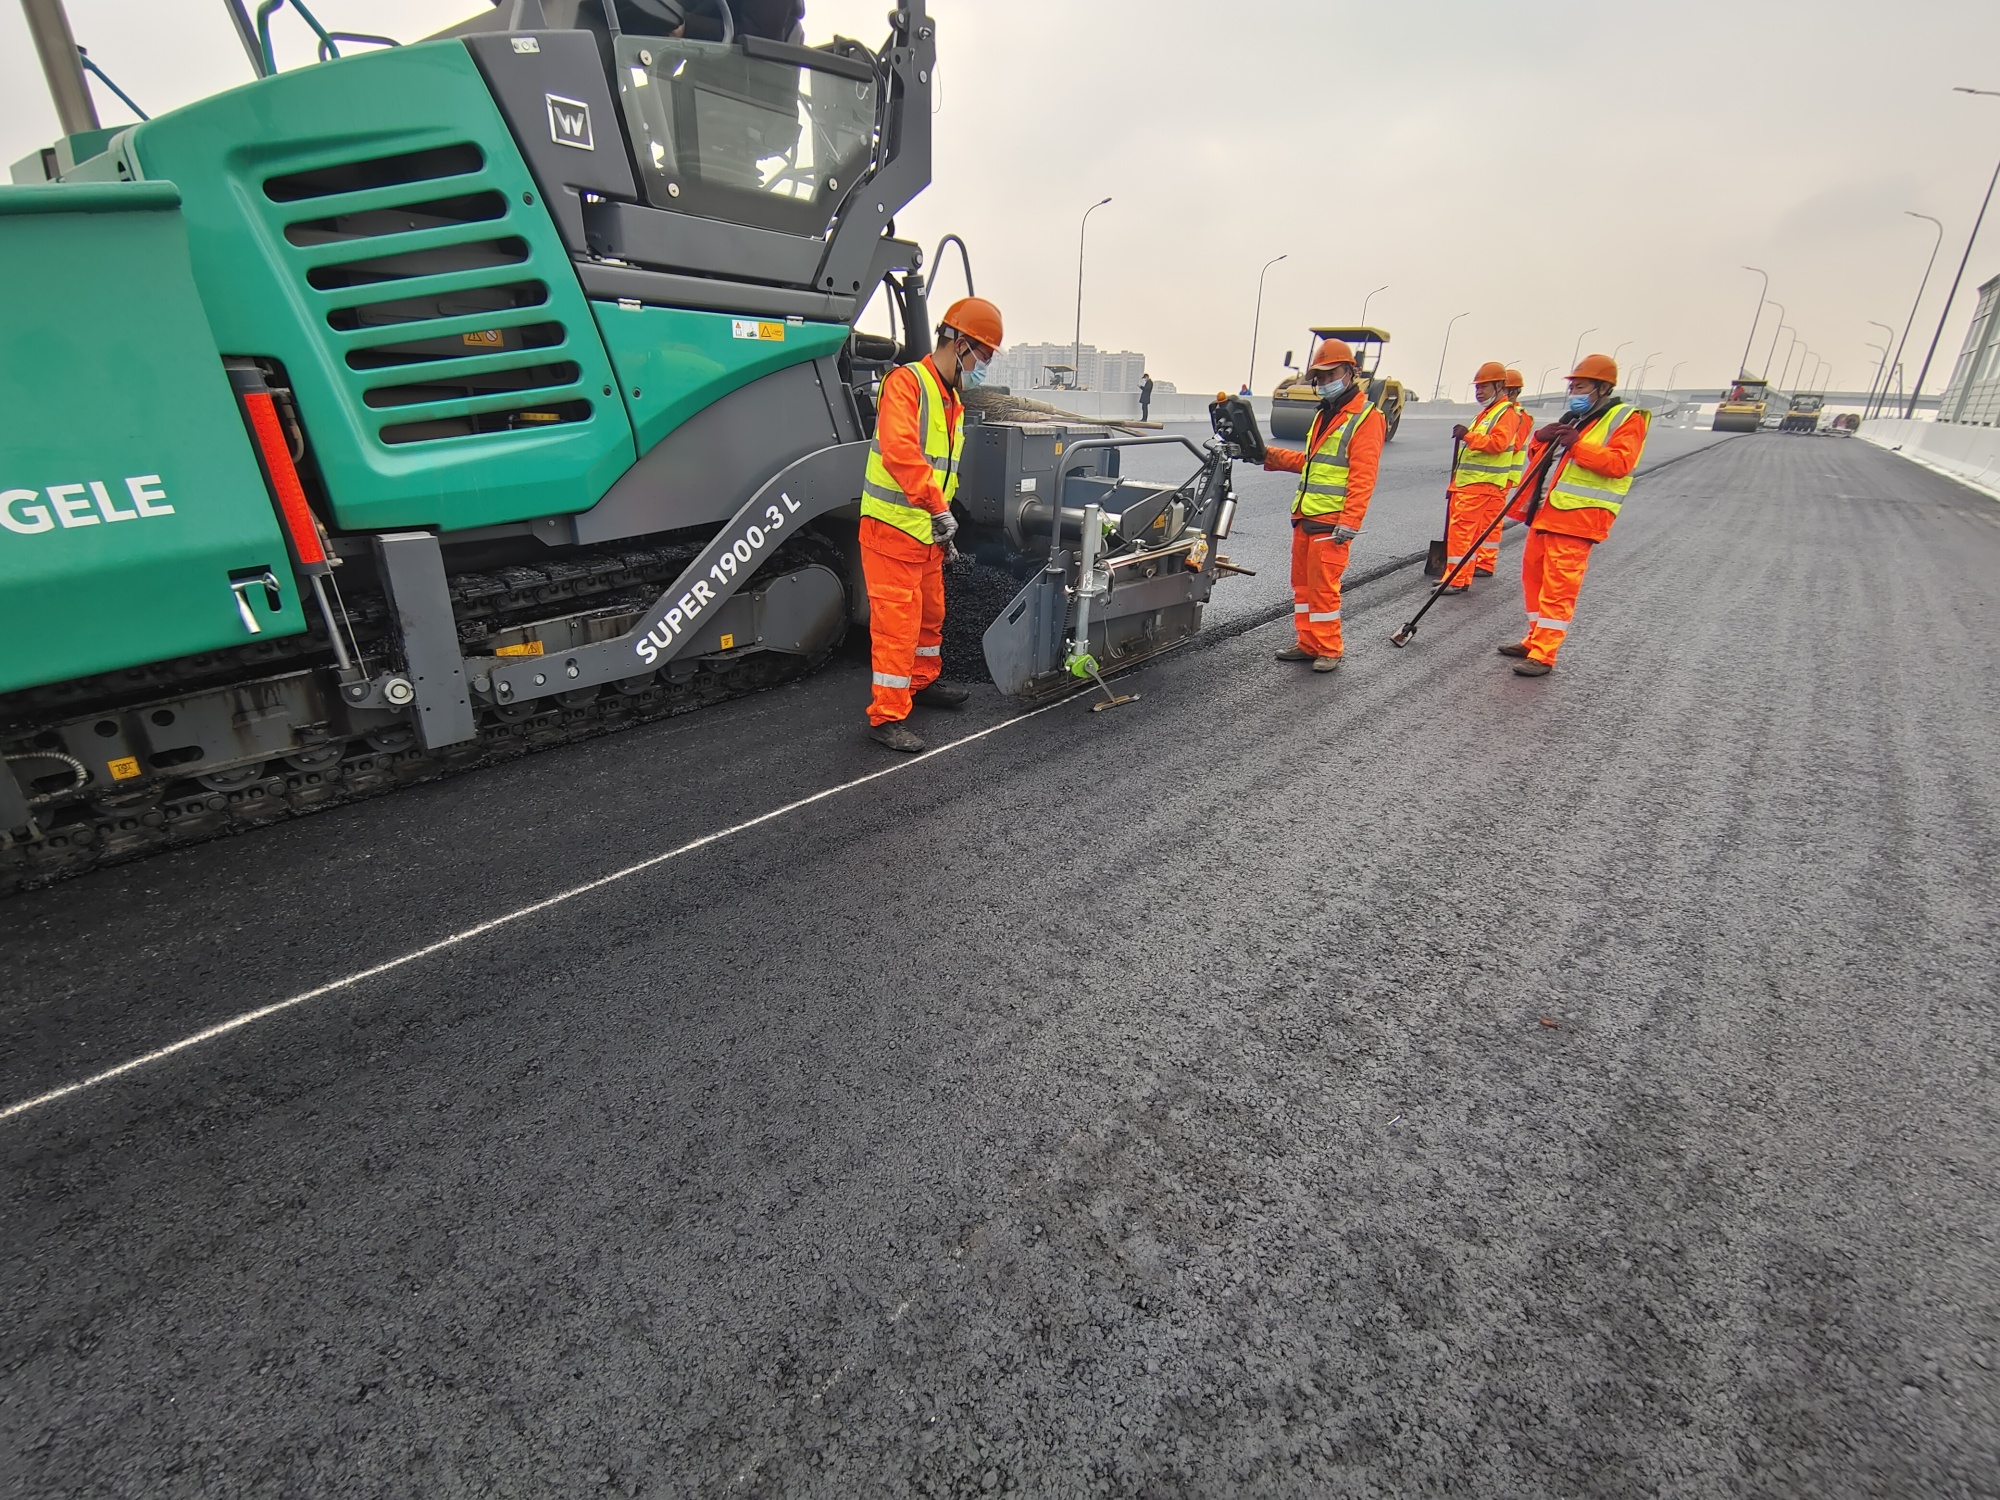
left=1312, top=654, right=1342, bottom=673
left=912, top=680, right=970, bottom=709
left=1473, top=565, right=1496, bottom=578
left=1496, top=643, right=1529, bottom=658
left=868, top=720, right=927, bottom=753
left=1513, top=659, right=1553, bottom=677
left=1444, top=584, right=1470, bottom=596
left=1274, top=644, right=1314, bottom=662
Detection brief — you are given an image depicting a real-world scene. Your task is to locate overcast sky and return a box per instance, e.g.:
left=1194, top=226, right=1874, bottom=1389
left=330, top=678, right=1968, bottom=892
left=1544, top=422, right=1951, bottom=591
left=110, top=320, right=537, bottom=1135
left=6, top=1, right=1999, bottom=399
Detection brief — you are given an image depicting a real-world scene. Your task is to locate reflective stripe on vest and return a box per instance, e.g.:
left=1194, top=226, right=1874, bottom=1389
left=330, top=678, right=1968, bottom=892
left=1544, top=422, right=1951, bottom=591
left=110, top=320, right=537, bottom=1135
left=1293, top=398, right=1377, bottom=517
left=1546, top=404, right=1639, bottom=516
left=862, top=361, right=962, bottom=544
left=1509, top=406, right=1532, bottom=489
left=1452, top=399, right=1519, bottom=488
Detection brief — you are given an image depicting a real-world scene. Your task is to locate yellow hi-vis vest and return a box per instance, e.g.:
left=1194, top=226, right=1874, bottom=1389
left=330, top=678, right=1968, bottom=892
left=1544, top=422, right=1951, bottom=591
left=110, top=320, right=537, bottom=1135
left=1451, top=398, right=1521, bottom=489
left=1293, top=396, right=1377, bottom=517
left=1509, top=404, right=1532, bottom=489
left=1546, top=403, right=1642, bottom=516
left=862, top=360, right=961, bottom=545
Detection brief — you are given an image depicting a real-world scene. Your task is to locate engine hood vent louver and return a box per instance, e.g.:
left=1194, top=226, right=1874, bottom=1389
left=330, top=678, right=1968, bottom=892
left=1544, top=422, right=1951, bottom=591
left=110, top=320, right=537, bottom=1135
left=269, top=144, right=593, bottom=446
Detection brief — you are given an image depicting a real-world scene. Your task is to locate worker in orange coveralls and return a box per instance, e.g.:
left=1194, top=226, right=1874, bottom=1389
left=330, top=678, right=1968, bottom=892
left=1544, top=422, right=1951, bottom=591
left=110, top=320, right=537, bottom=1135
left=1261, top=339, right=1385, bottom=672
left=1442, top=361, right=1527, bottom=596
left=1501, top=352, right=1650, bottom=676
left=858, top=296, right=1004, bottom=752
left=1476, top=366, right=1533, bottom=577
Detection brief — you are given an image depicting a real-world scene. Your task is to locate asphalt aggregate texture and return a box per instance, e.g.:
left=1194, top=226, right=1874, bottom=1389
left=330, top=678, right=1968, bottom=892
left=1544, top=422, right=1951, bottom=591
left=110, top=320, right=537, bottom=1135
left=5, top=425, right=1999, bottom=1498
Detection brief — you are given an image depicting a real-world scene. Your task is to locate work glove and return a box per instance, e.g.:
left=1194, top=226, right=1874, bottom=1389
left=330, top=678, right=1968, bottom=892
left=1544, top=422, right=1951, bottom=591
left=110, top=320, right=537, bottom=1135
left=1451, top=423, right=1470, bottom=441
left=1331, top=525, right=1360, bottom=545
left=1535, top=424, right=1580, bottom=448
left=929, top=507, right=960, bottom=546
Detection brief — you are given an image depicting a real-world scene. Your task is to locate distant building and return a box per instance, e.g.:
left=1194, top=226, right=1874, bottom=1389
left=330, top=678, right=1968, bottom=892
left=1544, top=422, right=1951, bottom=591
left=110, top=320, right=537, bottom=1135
left=990, top=341, right=1149, bottom=393
left=1938, top=271, right=2000, bottom=426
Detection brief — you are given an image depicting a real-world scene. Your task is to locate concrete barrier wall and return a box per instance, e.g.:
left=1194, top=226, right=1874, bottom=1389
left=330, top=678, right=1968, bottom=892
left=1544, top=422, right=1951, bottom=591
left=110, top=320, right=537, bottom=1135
left=1860, top=419, right=2000, bottom=501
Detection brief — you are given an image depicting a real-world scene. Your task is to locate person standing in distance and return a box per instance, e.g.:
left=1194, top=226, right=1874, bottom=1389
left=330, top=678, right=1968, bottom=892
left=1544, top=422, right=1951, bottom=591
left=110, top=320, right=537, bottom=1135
left=1139, top=370, right=1155, bottom=422
left=859, top=296, right=1004, bottom=751
left=1261, top=340, right=1385, bottom=671
left=1502, top=352, right=1650, bottom=676
left=1442, top=361, right=1525, bottom=595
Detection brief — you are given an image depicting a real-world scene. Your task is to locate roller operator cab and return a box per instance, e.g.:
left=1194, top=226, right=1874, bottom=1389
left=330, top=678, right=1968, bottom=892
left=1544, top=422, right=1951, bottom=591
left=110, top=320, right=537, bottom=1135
left=1779, top=392, right=1824, bottom=434
left=1268, top=326, right=1406, bottom=443
left=1, top=0, right=1244, bottom=892
left=1713, top=377, right=1770, bottom=433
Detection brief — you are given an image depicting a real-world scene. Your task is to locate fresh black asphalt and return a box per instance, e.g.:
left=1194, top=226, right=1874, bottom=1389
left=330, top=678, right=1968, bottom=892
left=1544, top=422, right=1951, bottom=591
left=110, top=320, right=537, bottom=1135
left=3, top=425, right=1997, bottom=1498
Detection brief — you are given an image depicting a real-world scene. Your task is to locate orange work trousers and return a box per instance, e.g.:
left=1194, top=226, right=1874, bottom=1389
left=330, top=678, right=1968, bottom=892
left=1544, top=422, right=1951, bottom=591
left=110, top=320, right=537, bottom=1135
left=1517, top=529, right=1595, bottom=665
left=1289, top=523, right=1350, bottom=657
left=1446, top=483, right=1507, bottom=581
left=861, top=517, right=945, bottom=725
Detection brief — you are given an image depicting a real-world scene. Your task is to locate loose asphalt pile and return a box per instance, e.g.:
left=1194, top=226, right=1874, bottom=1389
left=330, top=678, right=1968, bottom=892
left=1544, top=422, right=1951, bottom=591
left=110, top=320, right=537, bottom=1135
left=941, top=558, right=1027, bottom=684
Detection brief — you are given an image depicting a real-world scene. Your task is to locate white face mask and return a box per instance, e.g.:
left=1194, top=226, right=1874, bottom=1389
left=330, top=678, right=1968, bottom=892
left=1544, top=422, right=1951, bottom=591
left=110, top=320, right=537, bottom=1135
left=955, top=341, right=992, bottom=389
left=1316, top=373, right=1351, bottom=399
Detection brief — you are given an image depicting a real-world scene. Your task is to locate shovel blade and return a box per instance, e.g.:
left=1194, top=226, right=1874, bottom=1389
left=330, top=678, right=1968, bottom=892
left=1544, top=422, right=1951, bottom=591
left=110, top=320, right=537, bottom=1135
left=1424, top=538, right=1447, bottom=578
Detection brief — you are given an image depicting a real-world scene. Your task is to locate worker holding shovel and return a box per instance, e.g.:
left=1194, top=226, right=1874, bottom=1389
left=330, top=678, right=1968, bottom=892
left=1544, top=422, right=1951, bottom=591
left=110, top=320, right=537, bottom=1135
left=1441, top=361, right=1527, bottom=596
left=1501, top=352, right=1650, bottom=677
left=1263, top=339, right=1385, bottom=672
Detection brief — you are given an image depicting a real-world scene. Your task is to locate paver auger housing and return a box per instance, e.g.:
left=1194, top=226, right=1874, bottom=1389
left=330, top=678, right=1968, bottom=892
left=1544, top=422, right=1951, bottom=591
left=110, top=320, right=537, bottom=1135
left=966, top=423, right=1242, bottom=702
left=0, top=0, right=1238, bottom=892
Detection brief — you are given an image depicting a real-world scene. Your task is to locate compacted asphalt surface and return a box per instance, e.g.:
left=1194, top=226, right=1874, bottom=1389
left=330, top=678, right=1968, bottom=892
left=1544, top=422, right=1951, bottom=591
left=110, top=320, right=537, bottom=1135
left=4, top=420, right=1998, bottom=1498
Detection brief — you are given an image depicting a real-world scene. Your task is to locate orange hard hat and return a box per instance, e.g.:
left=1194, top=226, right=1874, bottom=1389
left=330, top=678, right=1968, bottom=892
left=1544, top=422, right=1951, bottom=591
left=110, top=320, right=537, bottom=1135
left=1503, top=367, right=1525, bottom=389
left=1308, top=338, right=1356, bottom=371
left=1473, top=360, right=1509, bottom=386
left=1570, top=352, right=1619, bottom=385
left=940, top=296, right=1004, bottom=350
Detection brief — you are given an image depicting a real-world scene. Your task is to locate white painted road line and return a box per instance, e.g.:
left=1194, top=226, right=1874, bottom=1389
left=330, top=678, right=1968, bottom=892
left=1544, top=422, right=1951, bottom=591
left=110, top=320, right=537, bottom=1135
left=0, top=697, right=1077, bottom=1127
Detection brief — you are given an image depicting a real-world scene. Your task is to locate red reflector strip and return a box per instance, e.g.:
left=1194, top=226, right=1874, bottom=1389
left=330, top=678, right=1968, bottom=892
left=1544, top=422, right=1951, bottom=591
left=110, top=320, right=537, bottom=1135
left=241, top=390, right=327, bottom=567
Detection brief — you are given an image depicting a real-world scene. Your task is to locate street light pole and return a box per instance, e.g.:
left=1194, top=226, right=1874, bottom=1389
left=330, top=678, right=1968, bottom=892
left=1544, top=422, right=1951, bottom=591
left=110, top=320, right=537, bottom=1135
left=1570, top=326, right=1598, bottom=371
left=1906, top=86, right=2000, bottom=419
left=1246, top=253, right=1288, bottom=395
left=1737, top=266, right=1770, bottom=379
left=1072, top=195, right=1112, bottom=391
left=1782, top=340, right=1805, bottom=393
left=1759, top=302, right=1787, bottom=379
left=1635, top=350, right=1662, bottom=392
left=1770, top=325, right=1795, bottom=388
left=1433, top=311, right=1469, bottom=401
left=1864, top=318, right=1897, bottom=412
left=1361, top=285, right=1388, bottom=326
left=1668, top=360, right=1686, bottom=392
left=1880, top=211, right=1944, bottom=417
left=1538, top=366, right=1559, bottom=396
